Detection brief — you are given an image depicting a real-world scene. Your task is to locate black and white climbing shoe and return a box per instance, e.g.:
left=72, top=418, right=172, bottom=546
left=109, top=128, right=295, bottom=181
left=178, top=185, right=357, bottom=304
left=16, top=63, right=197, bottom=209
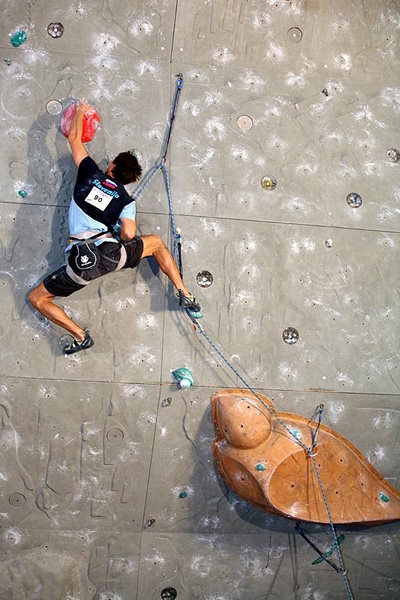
left=178, top=291, right=201, bottom=313
left=63, top=330, right=94, bottom=355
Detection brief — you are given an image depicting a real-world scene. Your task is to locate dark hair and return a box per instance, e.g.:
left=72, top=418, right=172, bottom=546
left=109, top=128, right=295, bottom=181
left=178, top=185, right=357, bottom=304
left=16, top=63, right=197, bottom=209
left=112, top=152, right=142, bottom=185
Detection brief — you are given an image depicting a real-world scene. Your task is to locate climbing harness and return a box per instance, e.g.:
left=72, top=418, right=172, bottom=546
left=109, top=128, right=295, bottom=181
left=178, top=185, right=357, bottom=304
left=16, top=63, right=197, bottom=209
left=133, top=72, right=354, bottom=600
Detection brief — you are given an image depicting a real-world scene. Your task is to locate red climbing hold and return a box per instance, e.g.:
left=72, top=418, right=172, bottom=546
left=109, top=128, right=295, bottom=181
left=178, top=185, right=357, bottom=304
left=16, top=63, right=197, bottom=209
left=61, top=102, right=100, bottom=143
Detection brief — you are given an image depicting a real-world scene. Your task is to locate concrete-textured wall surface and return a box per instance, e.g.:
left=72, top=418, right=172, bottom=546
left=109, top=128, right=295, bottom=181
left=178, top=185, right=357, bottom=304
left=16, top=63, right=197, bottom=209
left=0, top=1, right=399, bottom=598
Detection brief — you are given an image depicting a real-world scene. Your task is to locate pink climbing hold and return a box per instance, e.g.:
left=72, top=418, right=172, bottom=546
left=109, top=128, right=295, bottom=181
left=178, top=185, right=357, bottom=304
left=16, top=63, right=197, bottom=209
left=61, top=102, right=100, bottom=143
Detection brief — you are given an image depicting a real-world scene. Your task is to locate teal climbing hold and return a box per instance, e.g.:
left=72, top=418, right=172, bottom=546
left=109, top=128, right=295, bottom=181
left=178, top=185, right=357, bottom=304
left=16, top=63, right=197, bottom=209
left=11, top=31, right=27, bottom=47
left=172, top=368, right=194, bottom=388
left=187, top=309, right=203, bottom=319
left=179, top=491, right=187, bottom=498
left=255, top=463, right=266, bottom=471
left=18, top=190, right=27, bottom=198
left=379, top=492, right=389, bottom=503
left=311, top=534, right=345, bottom=565
left=289, top=428, right=302, bottom=440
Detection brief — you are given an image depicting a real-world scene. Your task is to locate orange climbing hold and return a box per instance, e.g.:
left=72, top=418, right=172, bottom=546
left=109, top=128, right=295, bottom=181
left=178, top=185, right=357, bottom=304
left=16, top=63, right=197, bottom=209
left=212, top=389, right=400, bottom=525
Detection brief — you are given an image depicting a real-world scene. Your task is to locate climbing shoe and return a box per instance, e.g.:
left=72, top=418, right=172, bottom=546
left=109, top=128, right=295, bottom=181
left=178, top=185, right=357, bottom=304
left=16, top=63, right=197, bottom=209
left=178, top=291, right=201, bottom=313
left=63, top=330, right=94, bottom=355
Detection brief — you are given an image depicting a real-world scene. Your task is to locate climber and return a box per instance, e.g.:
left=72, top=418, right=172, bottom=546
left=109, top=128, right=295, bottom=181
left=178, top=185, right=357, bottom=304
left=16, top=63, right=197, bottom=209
left=28, top=99, right=201, bottom=354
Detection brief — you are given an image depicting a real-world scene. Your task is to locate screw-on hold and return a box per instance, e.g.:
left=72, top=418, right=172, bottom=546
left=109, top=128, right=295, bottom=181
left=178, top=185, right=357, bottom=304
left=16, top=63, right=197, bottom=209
left=261, top=175, right=277, bottom=190
left=4, top=57, right=12, bottom=66
left=172, top=368, right=194, bottom=388
left=10, top=31, right=27, bottom=47
left=161, top=588, right=177, bottom=600
left=346, top=192, right=362, bottom=208
left=129, top=148, right=143, bottom=162
left=287, top=27, right=303, bottom=43
left=196, top=270, right=213, bottom=288
left=283, top=327, right=299, bottom=344
left=162, top=397, right=172, bottom=407
left=237, top=115, right=253, bottom=131
left=46, top=100, right=63, bottom=115
left=144, top=518, right=156, bottom=528
left=18, top=190, right=27, bottom=198
left=379, top=492, right=389, bottom=503
left=289, top=428, right=302, bottom=440
left=179, top=491, right=187, bottom=498
left=386, top=148, right=400, bottom=163
left=47, top=22, right=64, bottom=38
left=255, top=463, right=266, bottom=471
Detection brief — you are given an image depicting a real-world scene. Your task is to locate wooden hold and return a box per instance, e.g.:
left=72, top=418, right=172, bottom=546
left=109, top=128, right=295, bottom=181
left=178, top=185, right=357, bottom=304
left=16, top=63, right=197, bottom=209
left=211, top=389, right=400, bottom=525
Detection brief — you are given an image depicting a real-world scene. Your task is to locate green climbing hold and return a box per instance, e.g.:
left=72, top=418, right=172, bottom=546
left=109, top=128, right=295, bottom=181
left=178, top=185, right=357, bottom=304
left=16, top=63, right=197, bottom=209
left=172, top=367, right=195, bottom=388
left=379, top=492, right=389, bottom=503
left=255, top=463, right=266, bottom=471
left=18, top=190, right=27, bottom=198
left=312, top=534, right=345, bottom=565
left=179, top=491, right=187, bottom=499
left=290, top=428, right=302, bottom=440
left=187, top=309, right=203, bottom=319
left=11, top=31, right=27, bottom=47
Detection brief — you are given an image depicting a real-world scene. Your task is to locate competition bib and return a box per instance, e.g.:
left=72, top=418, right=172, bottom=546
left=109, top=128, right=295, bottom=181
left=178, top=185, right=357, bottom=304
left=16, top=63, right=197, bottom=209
left=85, top=186, right=113, bottom=211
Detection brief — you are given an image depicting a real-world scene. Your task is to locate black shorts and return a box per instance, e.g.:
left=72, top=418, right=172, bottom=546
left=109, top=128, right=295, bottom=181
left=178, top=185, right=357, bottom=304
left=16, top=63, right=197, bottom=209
left=43, top=237, right=144, bottom=297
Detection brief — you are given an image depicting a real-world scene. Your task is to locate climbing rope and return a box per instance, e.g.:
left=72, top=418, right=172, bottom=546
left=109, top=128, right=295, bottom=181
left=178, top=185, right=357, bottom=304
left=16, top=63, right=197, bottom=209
left=130, top=71, right=354, bottom=600
left=131, top=73, right=183, bottom=273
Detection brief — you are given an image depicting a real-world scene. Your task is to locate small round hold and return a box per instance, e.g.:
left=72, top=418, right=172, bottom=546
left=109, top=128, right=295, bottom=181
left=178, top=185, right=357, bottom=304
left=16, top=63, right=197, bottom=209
left=237, top=115, right=253, bottom=131
left=4, top=57, right=12, bottom=66
left=179, top=491, right=187, bottom=498
left=283, top=327, right=299, bottom=344
left=17, top=189, right=27, bottom=198
left=386, top=148, right=400, bottom=163
left=261, top=175, right=277, bottom=190
left=58, top=334, right=74, bottom=352
left=129, top=148, right=143, bottom=162
left=47, top=22, right=64, bottom=38
left=255, top=463, right=266, bottom=471
left=106, top=428, right=124, bottom=443
left=10, top=31, right=27, bottom=47
left=287, top=27, right=303, bottom=43
left=196, top=270, right=213, bottom=288
left=46, top=100, right=63, bottom=115
left=346, top=192, right=362, bottom=208
left=290, top=428, right=302, bottom=440
left=144, top=518, right=156, bottom=528
left=321, top=89, right=329, bottom=97
left=161, top=588, right=177, bottom=600
left=379, top=492, right=389, bottom=503
left=9, top=493, right=26, bottom=507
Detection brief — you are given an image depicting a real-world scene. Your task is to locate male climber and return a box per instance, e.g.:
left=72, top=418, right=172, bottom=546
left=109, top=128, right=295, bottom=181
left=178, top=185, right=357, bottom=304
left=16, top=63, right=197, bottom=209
left=28, top=99, right=201, bottom=354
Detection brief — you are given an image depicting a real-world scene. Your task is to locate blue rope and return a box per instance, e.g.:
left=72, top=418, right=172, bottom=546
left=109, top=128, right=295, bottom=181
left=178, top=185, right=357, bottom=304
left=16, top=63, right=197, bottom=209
left=162, top=164, right=181, bottom=273
left=132, top=163, right=163, bottom=202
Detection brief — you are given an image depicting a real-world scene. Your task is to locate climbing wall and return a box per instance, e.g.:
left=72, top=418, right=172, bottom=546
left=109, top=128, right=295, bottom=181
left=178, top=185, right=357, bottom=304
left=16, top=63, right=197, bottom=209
left=0, top=1, right=399, bottom=599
